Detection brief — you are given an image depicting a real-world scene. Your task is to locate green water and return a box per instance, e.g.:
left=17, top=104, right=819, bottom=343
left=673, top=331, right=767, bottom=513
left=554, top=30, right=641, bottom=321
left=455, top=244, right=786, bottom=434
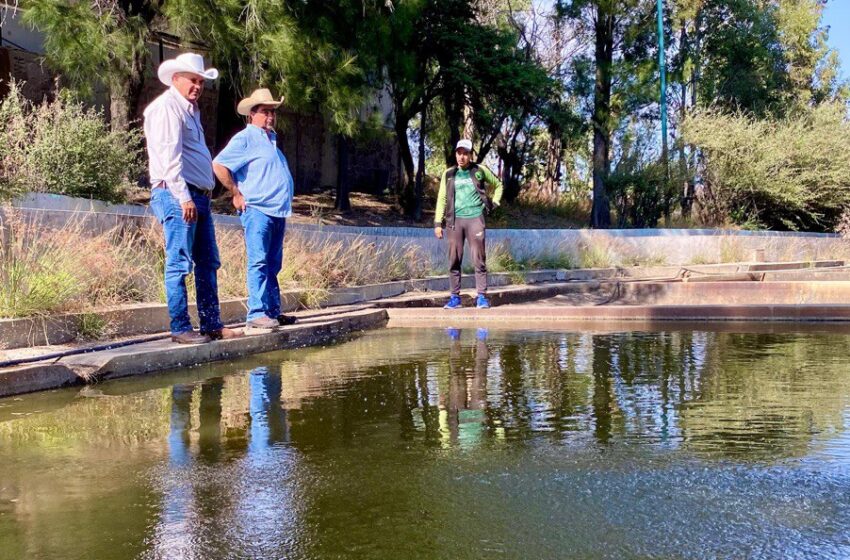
left=1, top=326, right=850, bottom=559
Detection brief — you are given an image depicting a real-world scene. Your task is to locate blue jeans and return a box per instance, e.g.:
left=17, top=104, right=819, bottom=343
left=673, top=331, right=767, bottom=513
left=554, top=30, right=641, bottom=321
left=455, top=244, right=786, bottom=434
left=241, top=207, right=286, bottom=322
left=150, top=188, right=224, bottom=335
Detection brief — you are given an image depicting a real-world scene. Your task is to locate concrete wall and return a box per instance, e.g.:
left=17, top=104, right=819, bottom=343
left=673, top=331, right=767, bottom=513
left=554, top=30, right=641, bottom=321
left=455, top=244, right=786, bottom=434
left=6, top=194, right=849, bottom=270
left=289, top=222, right=848, bottom=268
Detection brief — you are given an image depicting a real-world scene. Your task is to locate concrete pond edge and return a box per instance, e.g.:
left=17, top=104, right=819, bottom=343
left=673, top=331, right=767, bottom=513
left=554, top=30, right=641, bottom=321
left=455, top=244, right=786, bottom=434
left=0, top=308, right=388, bottom=398
left=4, top=260, right=841, bottom=351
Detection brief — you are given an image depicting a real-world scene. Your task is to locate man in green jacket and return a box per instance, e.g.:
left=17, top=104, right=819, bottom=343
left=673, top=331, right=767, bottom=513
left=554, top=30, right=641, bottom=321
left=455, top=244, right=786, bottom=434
left=434, top=139, right=504, bottom=309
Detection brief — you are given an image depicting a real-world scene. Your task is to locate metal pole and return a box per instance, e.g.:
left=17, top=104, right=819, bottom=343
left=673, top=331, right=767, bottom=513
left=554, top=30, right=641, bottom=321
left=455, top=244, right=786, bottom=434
left=656, top=0, right=668, bottom=160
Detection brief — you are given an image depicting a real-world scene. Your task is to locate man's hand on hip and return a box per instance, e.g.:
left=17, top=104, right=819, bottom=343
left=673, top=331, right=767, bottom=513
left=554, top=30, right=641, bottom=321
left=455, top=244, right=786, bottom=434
left=181, top=200, right=198, bottom=223
left=232, top=191, right=247, bottom=213
left=434, top=226, right=443, bottom=239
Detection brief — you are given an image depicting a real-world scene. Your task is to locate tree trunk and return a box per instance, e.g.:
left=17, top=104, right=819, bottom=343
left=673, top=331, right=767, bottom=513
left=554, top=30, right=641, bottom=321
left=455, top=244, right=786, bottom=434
left=395, top=114, right=416, bottom=215
left=414, top=104, right=427, bottom=222
left=290, top=114, right=303, bottom=194
left=334, top=134, right=351, bottom=212
left=678, top=22, right=693, bottom=217
left=462, top=97, right=475, bottom=140
left=109, top=84, right=133, bottom=134
left=544, top=133, right=563, bottom=197
left=497, top=134, right=522, bottom=203
left=443, top=87, right=463, bottom=166
left=590, top=6, right=614, bottom=229
left=108, top=58, right=145, bottom=133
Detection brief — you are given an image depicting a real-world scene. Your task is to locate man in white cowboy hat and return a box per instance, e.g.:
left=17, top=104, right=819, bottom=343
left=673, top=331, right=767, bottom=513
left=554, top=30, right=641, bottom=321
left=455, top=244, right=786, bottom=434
left=212, top=88, right=296, bottom=331
left=434, top=138, right=503, bottom=309
left=143, top=52, right=243, bottom=344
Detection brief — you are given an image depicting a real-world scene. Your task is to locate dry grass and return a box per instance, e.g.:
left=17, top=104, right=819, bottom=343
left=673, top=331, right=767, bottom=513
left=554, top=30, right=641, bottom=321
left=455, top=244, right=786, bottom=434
left=0, top=210, right=433, bottom=317
left=719, top=237, right=747, bottom=263
left=0, top=212, right=162, bottom=318
left=279, top=234, right=431, bottom=307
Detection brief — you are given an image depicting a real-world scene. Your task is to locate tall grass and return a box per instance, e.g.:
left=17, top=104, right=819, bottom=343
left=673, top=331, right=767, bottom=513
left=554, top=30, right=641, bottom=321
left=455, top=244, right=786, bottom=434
left=0, top=211, right=433, bottom=318
left=0, top=213, right=161, bottom=318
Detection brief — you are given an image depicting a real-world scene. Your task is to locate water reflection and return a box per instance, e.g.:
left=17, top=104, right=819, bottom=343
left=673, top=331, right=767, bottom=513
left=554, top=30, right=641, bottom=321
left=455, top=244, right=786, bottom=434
left=249, top=367, right=290, bottom=453
left=198, top=378, right=223, bottom=462
left=2, top=327, right=850, bottom=559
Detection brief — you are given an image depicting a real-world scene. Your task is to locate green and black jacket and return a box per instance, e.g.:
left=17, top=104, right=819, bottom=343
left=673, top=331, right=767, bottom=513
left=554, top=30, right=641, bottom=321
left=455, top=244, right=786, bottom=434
left=434, top=163, right=504, bottom=229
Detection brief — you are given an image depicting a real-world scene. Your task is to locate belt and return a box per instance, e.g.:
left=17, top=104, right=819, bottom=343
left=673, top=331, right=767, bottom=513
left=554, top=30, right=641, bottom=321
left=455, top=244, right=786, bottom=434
left=187, top=183, right=212, bottom=197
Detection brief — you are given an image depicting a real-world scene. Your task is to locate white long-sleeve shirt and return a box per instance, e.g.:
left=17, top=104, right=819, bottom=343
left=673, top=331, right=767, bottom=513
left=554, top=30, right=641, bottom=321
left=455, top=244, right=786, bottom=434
left=143, top=86, right=215, bottom=203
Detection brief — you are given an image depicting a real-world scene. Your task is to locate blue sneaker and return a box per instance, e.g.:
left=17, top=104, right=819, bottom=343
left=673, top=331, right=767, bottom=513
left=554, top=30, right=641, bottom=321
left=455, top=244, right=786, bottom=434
left=476, top=327, right=489, bottom=341
left=476, top=294, right=491, bottom=309
left=446, top=327, right=461, bottom=340
left=444, top=295, right=462, bottom=309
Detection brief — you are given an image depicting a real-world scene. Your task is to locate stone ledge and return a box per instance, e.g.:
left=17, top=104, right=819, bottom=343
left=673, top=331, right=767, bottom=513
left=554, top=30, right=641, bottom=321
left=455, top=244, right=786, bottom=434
left=385, top=304, right=850, bottom=323
left=0, top=308, right=388, bottom=398
left=0, top=270, right=600, bottom=351
left=2, top=260, right=845, bottom=351
left=373, top=282, right=602, bottom=308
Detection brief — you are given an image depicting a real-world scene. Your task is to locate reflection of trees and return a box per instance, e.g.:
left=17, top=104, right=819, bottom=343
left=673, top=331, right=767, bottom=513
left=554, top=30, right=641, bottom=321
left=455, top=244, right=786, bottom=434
left=198, top=378, right=223, bottom=463
left=592, top=335, right=616, bottom=443
left=677, top=333, right=850, bottom=460
left=604, top=331, right=707, bottom=444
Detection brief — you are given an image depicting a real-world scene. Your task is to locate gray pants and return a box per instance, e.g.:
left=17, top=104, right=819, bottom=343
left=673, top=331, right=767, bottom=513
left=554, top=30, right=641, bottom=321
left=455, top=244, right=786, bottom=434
left=448, top=215, right=487, bottom=295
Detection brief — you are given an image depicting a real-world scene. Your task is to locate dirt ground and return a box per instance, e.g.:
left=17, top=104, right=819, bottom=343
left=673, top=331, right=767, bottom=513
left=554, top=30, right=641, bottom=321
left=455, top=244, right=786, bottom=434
left=133, top=186, right=584, bottom=229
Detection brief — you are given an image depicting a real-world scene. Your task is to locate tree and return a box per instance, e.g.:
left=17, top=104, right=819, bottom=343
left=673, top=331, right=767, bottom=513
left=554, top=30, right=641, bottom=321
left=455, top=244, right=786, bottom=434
left=668, top=0, right=848, bottom=224
left=683, top=102, right=850, bottom=231
left=165, top=0, right=389, bottom=208
left=22, top=0, right=157, bottom=132
left=556, top=0, right=658, bottom=228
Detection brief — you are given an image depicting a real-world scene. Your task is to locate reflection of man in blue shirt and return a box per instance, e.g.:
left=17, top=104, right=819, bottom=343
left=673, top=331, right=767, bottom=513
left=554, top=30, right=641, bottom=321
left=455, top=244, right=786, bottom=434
left=213, top=88, right=296, bottom=330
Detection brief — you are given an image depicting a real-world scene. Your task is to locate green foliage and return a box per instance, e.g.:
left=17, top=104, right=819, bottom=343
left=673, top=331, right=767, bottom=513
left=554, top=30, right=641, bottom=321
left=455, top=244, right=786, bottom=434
left=165, top=0, right=383, bottom=137
left=77, top=313, right=111, bottom=341
left=578, top=243, right=614, bottom=268
left=0, top=83, right=142, bottom=203
left=22, top=0, right=148, bottom=95
left=608, top=123, right=684, bottom=228
left=683, top=102, right=850, bottom=231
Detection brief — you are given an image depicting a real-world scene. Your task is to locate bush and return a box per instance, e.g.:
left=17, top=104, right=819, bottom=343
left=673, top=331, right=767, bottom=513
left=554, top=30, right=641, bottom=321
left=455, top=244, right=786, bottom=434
left=683, top=102, right=850, bottom=231
left=0, top=82, right=142, bottom=203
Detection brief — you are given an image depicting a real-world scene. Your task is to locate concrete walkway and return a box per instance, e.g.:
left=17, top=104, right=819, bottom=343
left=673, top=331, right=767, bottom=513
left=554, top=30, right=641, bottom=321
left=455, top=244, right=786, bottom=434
left=386, top=302, right=850, bottom=325
left=0, top=307, right=386, bottom=398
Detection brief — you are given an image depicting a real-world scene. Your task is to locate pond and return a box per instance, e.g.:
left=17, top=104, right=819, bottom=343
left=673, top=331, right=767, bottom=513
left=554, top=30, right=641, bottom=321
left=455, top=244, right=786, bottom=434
left=1, top=326, right=849, bottom=559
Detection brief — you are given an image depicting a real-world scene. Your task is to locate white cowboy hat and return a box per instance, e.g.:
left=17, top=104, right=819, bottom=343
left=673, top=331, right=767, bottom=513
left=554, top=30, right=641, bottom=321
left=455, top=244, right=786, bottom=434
left=157, top=53, right=219, bottom=86
left=237, top=88, right=285, bottom=116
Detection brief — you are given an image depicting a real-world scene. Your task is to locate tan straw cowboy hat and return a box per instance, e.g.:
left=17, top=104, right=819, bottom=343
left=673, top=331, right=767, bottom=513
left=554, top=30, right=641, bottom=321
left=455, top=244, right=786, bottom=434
left=237, top=88, right=285, bottom=116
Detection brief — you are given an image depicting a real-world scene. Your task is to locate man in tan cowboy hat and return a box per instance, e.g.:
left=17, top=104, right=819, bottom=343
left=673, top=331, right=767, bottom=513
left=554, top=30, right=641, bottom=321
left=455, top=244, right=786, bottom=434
left=213, top=88, right=296, bottom=331
left=143, top=52, right=243, bottom=344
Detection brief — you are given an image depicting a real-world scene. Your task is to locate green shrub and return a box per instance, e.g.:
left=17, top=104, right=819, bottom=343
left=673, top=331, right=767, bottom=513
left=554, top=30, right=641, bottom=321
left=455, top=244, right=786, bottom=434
left=578, top=243, right=613, bottom=268
left=77, top=313, right=111, bottom=340
left=683, top=102, right=850, bottom=231
left=0, top=82, right=142, bottom=203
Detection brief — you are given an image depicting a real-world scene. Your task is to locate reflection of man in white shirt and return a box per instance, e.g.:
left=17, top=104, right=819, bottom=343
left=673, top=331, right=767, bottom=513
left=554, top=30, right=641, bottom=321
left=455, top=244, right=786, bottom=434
left=143, top=53, right=242, bottom=345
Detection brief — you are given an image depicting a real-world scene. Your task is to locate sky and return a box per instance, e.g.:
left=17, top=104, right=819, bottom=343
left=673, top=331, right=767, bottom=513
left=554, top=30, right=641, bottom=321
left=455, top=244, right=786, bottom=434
left=823, top=0, right=850, bottom=80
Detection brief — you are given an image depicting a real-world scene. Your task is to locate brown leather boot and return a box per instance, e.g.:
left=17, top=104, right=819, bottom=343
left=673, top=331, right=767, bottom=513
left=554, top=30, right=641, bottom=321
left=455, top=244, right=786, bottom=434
left=171, top=330, right=212, bottom=344
left=202, top=327, right=245, bottom=340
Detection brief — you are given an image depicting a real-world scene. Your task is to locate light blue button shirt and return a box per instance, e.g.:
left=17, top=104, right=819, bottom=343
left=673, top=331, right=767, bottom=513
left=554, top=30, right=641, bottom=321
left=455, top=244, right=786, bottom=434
left=213, top=125, right=294, bottom=218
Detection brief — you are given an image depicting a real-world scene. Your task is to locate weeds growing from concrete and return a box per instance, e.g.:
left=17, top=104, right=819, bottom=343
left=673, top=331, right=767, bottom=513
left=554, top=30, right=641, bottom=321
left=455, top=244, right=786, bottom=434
left=577, top=242, right=614, bottom=268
